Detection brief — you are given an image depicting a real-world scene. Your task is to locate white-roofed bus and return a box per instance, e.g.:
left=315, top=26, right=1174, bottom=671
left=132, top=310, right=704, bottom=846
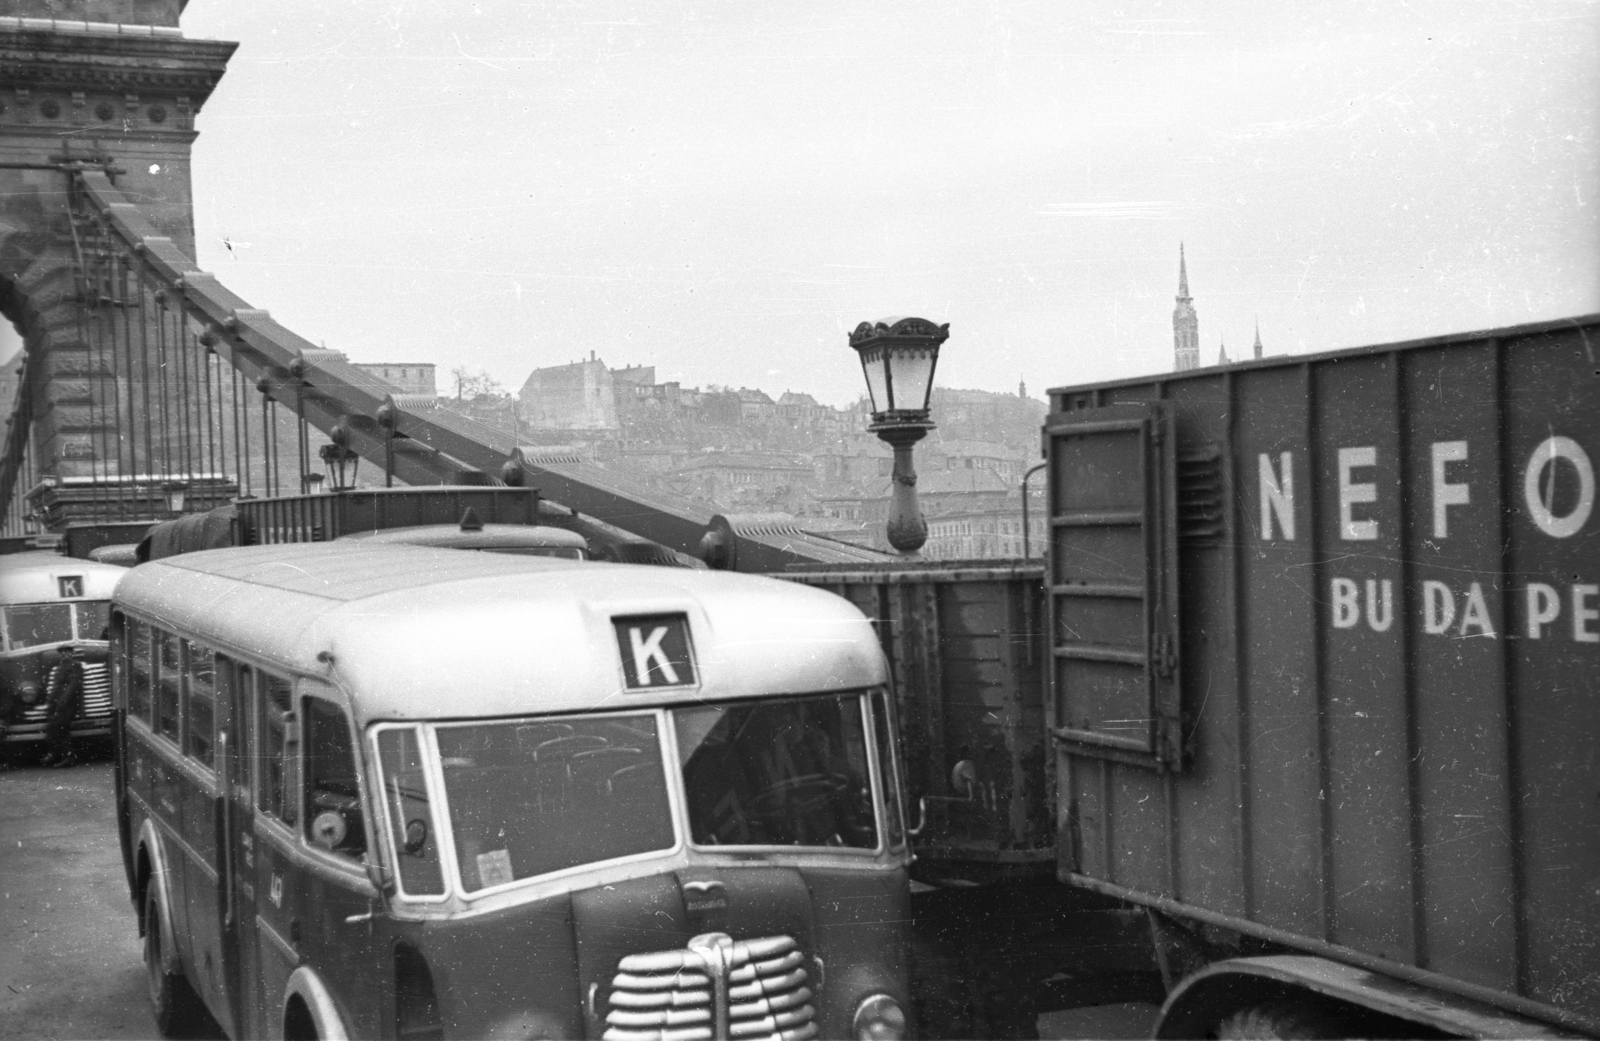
left=1, top=550, right=125, bottom=749
left=111, top=542, right=912, bottom=1041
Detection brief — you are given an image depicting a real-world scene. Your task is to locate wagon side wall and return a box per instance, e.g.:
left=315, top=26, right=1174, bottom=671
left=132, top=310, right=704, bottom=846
left=1046, top=317, right=1600, bottom=1023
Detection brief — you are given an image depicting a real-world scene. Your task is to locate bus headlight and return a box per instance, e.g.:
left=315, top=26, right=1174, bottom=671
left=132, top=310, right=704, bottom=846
left=853, top=993, right=906, bottom=1041
left=18, top=682, right=41, bottom=705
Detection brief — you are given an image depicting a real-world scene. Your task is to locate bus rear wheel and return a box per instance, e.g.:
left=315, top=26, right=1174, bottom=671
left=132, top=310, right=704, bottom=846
left=143, top=886, right=205, bottom=1038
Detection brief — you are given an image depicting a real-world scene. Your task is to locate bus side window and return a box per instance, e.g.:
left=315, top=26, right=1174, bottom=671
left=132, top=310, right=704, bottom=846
left=155, top=630, right=182, bottom=742
left=225, top=660, right=252, bottom=790
left=303, top=697, right=366, bottom=860
left=184, top=642, right=216, bottom=769
left=128, top=620, right=152, bottom=723
left=260, top=675, right=298, bottom=827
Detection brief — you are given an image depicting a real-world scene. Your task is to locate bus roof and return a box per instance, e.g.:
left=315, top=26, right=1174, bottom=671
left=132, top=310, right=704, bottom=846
left=113, top=543, right=888, bottom=721
left=0, top=550, right=127, bottom=605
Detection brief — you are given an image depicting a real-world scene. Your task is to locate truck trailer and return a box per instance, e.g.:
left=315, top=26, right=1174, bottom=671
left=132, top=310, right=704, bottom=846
left=1038, top=314, right=1599, bottom=1037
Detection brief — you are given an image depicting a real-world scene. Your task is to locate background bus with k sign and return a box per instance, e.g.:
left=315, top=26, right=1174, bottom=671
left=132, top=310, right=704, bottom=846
left=111, top=542, right=911, bottom=1040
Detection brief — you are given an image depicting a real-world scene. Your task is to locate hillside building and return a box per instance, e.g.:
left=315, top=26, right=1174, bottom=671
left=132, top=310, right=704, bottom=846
left=354, top=362, right=436, bottom=397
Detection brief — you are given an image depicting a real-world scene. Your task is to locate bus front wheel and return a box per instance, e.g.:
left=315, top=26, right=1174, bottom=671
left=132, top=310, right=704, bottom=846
left=143, top=886, right=204, bottom=1037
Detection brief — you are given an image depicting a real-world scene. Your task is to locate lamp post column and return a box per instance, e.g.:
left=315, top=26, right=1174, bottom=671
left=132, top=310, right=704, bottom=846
left=878, top=422, right=931, bottom=553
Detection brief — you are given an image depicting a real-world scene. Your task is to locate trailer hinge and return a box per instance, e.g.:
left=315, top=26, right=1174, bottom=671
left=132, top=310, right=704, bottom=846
left=1153, top=632, right=1176, bottom=679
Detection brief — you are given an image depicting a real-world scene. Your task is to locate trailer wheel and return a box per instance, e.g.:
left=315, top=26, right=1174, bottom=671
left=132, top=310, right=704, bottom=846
left=143, top=886, right=205, bottom=1038
left=1215, top=999, right=1355, bottom=1039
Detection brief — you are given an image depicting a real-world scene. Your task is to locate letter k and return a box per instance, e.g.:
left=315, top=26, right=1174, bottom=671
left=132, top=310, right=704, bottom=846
left=630, top=626, right=680, bottom=685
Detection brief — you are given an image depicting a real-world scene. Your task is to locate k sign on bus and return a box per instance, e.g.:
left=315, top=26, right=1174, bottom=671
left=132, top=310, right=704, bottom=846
left=614, top=614, right=697, bottom=689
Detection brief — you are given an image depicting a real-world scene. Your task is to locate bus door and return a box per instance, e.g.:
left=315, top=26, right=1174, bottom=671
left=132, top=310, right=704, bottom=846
left=293, top=683, right=389, bottom=1031
left=217, top=659, right=262, bottom=1040
left=253, top=675, right=389, bottom=1034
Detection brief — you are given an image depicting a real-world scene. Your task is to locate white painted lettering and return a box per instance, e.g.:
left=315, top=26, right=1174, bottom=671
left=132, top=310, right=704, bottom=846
left=629, top=625, right=680, bottom=685
left=1331, top=578, right=1360, bottom=628
left=1574, top=584, right=1600, bottom=643
left=1431, top=440, right=1470, bottom=538
left=1366, top=579, right=1394, bottom=632
left=1458, top=582, right=1496, bottom=638
left=1423, top=580, right=1455, bottom=634
left=1339, top=446, right=1379, bottom=540
left=1524, top=436, right=1595, bottom=538
left=1526, top=583, right=1561, bottom=638
left=1259, top=452, right=1295, bottom=541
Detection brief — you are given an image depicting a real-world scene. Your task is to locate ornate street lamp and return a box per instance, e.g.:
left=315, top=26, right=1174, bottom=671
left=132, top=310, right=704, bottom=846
left=849, top=317, right=949, bottom=554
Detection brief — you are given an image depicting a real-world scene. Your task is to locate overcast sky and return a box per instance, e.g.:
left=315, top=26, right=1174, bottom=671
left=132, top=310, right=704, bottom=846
left=9, top=1, right=1599, bottom=406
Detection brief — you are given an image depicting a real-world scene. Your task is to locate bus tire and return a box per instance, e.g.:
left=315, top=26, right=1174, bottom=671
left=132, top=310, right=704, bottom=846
left=143, top=886, right=204, bottom=1038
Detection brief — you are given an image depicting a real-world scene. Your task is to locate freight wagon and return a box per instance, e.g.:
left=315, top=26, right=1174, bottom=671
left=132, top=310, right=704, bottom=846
left=1039, top=315, right=1598, bottom=1037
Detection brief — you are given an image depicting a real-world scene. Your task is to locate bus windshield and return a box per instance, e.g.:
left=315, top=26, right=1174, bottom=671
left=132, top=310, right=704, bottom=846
left=3, top=603, right=74, bottom=650
left=675, top=693, right=877, bottom=849
left=382, top=693, right=886, bottom=897
left=436, top=714, right=676, bottom=892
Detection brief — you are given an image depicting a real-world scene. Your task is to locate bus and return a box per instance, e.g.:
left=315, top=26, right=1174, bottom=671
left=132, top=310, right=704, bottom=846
left=111, top=542, right=912, bottom=1040
left=1, top=550, right=125, bottom=751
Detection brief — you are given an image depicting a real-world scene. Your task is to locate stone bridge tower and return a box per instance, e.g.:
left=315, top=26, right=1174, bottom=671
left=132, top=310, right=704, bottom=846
left=0, top=1, right=233, bottom=489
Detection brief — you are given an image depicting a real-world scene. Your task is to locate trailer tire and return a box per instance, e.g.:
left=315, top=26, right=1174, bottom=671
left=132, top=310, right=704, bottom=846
left=143, top=886, right=205, bottom=1038
left=1215, top=1000, right=1355, bottom=1039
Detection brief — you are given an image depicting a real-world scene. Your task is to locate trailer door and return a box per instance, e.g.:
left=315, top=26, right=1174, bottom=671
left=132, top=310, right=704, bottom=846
left=1045, top=402, right=1183, bottom=769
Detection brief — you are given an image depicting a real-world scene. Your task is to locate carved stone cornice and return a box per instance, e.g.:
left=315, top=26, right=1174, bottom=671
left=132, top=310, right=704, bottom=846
left=0, top=28, right=235, bottom=106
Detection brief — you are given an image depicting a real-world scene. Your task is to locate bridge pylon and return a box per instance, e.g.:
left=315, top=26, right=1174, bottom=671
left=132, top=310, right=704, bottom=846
left=0, top=3, right=234, bottom=530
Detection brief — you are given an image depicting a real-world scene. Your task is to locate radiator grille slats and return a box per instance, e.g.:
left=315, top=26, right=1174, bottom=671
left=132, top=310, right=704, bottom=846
left=79, top=662, right=112, bottom=718
left=605, top=934, right=817, bottom=1041
left=12, top=661, right=113, bottom=730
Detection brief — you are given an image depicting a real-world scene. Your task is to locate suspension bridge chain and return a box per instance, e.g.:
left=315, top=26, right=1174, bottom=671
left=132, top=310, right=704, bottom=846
left=1, top=168, right=875, bottom=568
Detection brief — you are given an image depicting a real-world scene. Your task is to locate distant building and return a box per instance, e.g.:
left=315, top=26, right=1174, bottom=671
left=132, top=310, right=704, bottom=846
left=917, top=467, right=1012, bottom=515
left=777, top=391, right=833, bottom=431
left=813, top=439, right=893, bottom=486
left=736, top=388, right=777, bottom=424
left=665, top=451, right=814, bottom=509
left=518, top=352, right=618, bottom=431
left=355, top=362, right=436, bottom=396
left=924, top=509, right=1046, bottom=561
left=925, top=439, right=1029, bottom=483
left=1174, top=244, right=1199, bottom=372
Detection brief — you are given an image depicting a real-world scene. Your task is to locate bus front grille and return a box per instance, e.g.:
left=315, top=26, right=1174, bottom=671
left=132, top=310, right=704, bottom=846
left=11, top=662, right=113, bottom=729
left=79, top=662, right=112, bottom=719
left=604, top=933, right=816, bottom=1041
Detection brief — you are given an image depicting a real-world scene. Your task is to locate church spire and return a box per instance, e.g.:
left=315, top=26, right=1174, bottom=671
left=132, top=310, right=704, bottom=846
left=1173, top=244, right=1199, bottom=371
left=1218, top=336, right=1229, bottom=366
left=1252, top=318, right=1263, bottom=360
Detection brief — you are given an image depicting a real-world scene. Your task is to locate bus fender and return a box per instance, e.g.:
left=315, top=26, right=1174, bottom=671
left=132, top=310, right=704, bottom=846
left=135, top=819, right=180, bottom=977
left=1156, top=955, right=1560, bottom=1039
left=284, top=966, right=350, bottom=1041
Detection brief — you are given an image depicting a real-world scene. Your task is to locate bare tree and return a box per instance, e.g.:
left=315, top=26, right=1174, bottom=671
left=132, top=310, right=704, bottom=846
left=452, top=366, right=506, bottom=402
